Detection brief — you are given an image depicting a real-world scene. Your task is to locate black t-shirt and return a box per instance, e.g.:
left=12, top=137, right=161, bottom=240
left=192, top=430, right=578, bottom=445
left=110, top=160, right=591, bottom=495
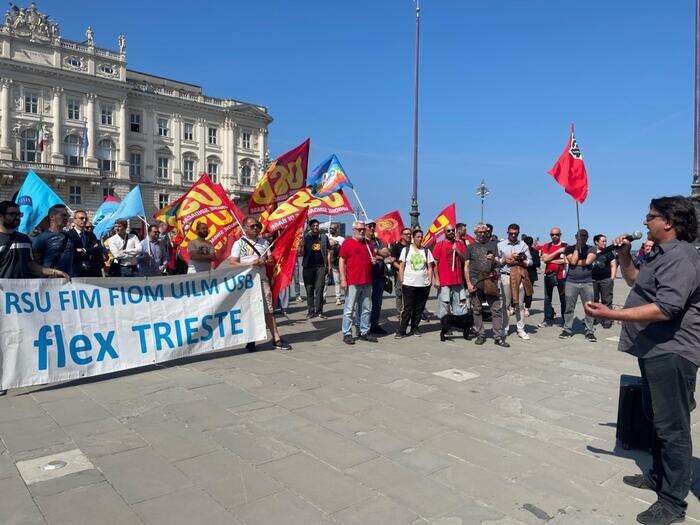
left=32, top=231, right=75, bottom=276
left=591, top=250, right=616, bottom=281
left=465, top=240, right=499, bottom=282
left=0, top=231, right=34, bottom=279
left=564, top=244, right=593, bottom=283
left=303, top=234, right=325, bottom=268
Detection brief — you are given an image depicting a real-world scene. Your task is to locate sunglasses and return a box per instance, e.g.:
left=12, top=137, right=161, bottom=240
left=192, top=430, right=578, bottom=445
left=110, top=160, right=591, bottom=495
left=445, top=229, right=455, bottom=233
left=354, top=227, right=366, bottom=231
left=550, top=233, right=561, bottom=236
left=246, top=223, right=262, bottom=230
left=645, top=213, right=663, bottom=222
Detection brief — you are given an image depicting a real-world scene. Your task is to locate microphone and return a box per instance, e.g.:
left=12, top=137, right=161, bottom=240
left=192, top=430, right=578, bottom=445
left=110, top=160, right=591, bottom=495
left=597, top=231, right=643, bottom=255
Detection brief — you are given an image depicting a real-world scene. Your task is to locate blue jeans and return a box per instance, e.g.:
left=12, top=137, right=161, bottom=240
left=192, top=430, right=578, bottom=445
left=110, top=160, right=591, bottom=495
left=370, top=276, right=385, bottom=327
left=343, top=284, right=372, bottom=336
left=437, top=285, right=465, bottom=319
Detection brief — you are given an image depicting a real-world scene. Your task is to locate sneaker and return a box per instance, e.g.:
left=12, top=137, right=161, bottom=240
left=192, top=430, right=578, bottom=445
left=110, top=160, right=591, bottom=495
left=295, top=296, right=304, bottom=303
left=623, top=474, right=656, bottom=492
left=636, top=501, right=684, bottom=525
left=410, top=327, right=422, bottom=337
left=357, top=333, right=378, bottom=343
left=585, top=332, right=597, bottom=342
left=245, top=342, right=257, bottom=352
left=317, top=313, right=328, bottom=320
left=305, top=312, right=314, bottom=319
left=517, top=330, right=531, bottom=340
left=336, top=299, right=342, bottom=305
left=474, top=335, right=486, bottom=345
left=559, top=330, right=573, bottom=339
left=369, top=326, right=388, bottom=335
left=394, top=332, right=406, bottom=339
left=343, top=334, right=355, bottom=345
left=494, top=338, right=510, bottom=348
left=273, top=338, right=292, bottom=350
left=538, top=320, right=553, bottom=328
left=524, top=308, right=530, bottom=317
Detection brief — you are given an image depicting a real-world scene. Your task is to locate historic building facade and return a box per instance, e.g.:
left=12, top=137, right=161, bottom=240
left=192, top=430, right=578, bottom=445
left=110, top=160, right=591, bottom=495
left=0, top=3, right=271, bottom=220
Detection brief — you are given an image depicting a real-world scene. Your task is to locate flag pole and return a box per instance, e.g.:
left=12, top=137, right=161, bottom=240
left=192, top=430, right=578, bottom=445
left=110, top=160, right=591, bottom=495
left=570, top=122, right=581, bottom=233
left=351, top=188, right=369, bottom=221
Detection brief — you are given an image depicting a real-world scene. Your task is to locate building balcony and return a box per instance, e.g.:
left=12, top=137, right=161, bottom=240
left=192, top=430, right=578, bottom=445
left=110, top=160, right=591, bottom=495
left=0, top=159, right=103, bottom=179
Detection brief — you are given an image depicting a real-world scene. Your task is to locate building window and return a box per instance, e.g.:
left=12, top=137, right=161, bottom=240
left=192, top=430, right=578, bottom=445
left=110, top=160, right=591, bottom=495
left=69, top=185, right=82, bottom=205
left=63, top=135, right=82, bottom=166
left=99, top=64, right=114, bottom=75
left=67, top=99, right=81, bottom=120
left=129, top=152, right=142, bottom=179
left=183, top=122, right=194, bottom=141
left=97, top=139, right=116, bottom=172
left=103, top=187, right=116, bottom=199
left=241, top=132, right=251, bottom=149
left=24, top=92, right=38, bottom=114
left=101, top=104, right=114, bottom=125
left=130, top=113, right=141, bottom=133
left=240, top=164, right=251, bottom=186
left=157, top=157, right=169, bottom=179
left=207, top=161, right=219, bottom=183
left=20, top=129, right=38, bottom=162
left=183, top=157, right=195, bottom=183
left=158, top=193, right=170, bottom=209
left=208, top=127, right=217, bottom=145
left=67, top=56, right=81, bottom=68
left=157, top=118, right=169, bottom=137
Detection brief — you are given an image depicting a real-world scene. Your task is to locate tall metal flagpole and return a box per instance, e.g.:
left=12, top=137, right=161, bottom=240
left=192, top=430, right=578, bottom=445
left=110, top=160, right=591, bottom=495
left=692, top=0, right=700, bottom=244
left=409, top=0, right=421, bottom=229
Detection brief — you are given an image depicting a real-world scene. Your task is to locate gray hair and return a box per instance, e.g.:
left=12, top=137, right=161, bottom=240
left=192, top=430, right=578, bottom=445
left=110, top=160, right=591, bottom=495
left=352, top=220, right=365, bottom=229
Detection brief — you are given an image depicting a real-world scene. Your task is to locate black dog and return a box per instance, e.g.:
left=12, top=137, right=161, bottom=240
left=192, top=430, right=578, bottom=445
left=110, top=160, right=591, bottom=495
left=440, top=312, right=474, bottom=342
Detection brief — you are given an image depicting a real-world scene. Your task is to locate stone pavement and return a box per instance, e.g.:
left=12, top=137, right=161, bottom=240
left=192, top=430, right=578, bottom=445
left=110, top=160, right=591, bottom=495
left=2, top=280, right=700, bottom=524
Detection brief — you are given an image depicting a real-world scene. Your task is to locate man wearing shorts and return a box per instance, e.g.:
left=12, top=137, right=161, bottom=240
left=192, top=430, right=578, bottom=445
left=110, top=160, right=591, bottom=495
left=230, top=216, right=291, bottom=351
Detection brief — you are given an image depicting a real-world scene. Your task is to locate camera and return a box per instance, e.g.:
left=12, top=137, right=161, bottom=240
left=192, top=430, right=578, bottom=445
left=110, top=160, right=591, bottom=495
left=514, top=252, right=527, bottom=262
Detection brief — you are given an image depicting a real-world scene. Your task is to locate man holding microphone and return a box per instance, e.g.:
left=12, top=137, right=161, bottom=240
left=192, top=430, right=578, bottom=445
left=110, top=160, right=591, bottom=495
left=585, top=196, right=700, bottom=525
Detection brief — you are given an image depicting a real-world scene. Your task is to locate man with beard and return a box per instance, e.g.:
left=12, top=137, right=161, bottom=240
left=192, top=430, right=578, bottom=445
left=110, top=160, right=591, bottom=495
left=32, top=204, right=77, bottom=277
left=390, top=227, right=412, bottom=317
left=0, top=200, right=68, bottom=395
left=187, top=221, right=216, bottom=274
left=433, top=224, right=467, bottom=319
left=139, top=224, right=169, bottom=276
left=299, top=219, right=330, bottom=319
left=585, top=196, right=700, bottom=525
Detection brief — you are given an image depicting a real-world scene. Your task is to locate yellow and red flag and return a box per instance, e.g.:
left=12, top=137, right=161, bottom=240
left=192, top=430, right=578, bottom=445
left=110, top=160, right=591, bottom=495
left=154, top=173, right=244, bottom=269
left=248, top=139, right=310, bottom=214
left=421, top=203, right=456, bottom=248
left=261, top=188, right=353, bottom=233
left=269, top=207, right=309, bottom=303
left=374, top=210, right=405, bottom=246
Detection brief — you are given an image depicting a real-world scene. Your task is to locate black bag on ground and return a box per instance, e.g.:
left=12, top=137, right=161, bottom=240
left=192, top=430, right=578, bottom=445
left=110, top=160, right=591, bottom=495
left=616, top=374, right=654, bottom=451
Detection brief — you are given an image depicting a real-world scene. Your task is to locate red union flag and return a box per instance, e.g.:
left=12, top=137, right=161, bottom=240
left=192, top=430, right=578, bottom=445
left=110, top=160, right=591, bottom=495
left=269, top=208, right=309, bottom=303
left=374, top=210, right=405, bottom=246
left=547, top=128, right=589, bottom=203
left=248, top=139, right=310, bottom=214
left=153, top=173, right=244, bottom=269
left=421, top=203, right=456, bottom=247
left=261, top=188, right=353, bottom=233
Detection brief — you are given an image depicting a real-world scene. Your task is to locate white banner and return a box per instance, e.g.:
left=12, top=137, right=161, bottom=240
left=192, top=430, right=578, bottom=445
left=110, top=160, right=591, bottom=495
left=0, top=267, right=267, bottom=390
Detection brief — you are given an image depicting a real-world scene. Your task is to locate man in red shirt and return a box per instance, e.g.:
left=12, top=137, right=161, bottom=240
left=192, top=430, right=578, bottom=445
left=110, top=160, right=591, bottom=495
left=538, top=227, right=568, bottom=327
left=432, top=224, right=467, bottom=318
left=339, top=221, right=380, bottom=345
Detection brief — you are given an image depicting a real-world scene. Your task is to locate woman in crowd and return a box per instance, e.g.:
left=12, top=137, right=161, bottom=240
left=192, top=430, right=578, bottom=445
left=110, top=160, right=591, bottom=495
left=395, top=229, right=434, bottom=338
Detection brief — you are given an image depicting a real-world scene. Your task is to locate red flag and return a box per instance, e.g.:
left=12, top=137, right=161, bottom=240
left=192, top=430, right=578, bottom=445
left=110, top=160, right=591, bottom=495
left=374, top=210, right=405, bottom=246
left=421, top=203, right=456, bottom=248
left=547, top=130, right=589, bottom=203
left=260, top=188, right=353, bottom=233
left=269, top=208, right=309, bottom=303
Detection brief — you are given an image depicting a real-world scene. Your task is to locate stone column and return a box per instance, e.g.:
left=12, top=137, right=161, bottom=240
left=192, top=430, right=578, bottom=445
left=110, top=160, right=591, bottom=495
left=197, top=117, right=206, bottom=175
left=0, top=78, right=12, bottom=160
left=51, top=87, right=63, bottom=163
left=144, top=106, right=154, bottom=182
left=85, top=93, right=97, bottom=167
left=172, top=114, right=182, bottom=184
left=118, top=98, right=128, bottom=178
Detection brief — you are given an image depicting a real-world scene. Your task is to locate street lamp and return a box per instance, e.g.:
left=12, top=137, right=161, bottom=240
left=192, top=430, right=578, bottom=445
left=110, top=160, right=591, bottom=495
left=476, top=180, right=490, bottom=224
left=409, top=0, right=421, bottom=229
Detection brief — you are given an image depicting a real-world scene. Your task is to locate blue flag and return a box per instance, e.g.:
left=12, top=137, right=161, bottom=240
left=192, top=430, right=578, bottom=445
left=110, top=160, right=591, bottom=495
left=92, top=195, right=120, bottom=228
left=15, top=170, right=66, bottom=234
left=93, top=186, right=145, bottom=239
left=307, top=154, right=353, bottom=197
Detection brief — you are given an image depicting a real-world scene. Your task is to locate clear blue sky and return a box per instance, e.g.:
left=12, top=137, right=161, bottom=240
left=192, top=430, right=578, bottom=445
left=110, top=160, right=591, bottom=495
left=44, top=0, right=696, bottom=244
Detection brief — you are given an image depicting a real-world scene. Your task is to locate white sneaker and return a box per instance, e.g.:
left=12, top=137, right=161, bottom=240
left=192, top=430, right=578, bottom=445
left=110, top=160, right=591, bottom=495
left=517, top=330, right=530, bottom=340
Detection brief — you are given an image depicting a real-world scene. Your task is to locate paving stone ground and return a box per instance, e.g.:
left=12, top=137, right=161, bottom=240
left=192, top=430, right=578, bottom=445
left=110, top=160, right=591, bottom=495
left=2, top=280, right=700, bottom=524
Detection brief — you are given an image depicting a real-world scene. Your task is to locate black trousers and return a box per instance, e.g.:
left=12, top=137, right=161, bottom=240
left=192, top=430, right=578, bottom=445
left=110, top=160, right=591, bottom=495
left=399, top=285, right=430, bottom=334
left=593, top=277, right=613, bottom=307
left=639, top=353, right=698, bottom=515
left=302, top=266, right=327, bottom=315
left=543, top=273, right=566, bottom=321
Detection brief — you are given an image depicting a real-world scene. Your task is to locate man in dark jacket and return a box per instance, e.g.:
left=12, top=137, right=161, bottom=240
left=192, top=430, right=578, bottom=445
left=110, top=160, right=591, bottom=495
left=67, top=209, right=103, bottom=277
left=299, top=219, right=331, bottom=319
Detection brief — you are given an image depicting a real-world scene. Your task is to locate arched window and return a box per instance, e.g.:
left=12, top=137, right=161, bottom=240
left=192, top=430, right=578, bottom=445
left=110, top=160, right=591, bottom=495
left=240, top=164, right=251, bottom=186
left=63, top=135, right=82, bottom=166
left=207, top=156, right=220, bottom=183
left=97, top=139, right=116, bottom=172
left=20, top=129, right=38, bottom=162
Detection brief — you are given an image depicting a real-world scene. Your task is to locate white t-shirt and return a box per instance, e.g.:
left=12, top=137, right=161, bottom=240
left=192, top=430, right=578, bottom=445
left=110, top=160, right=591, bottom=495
left=230, top=236, right=270, bottom=278
left=399, top=244, right=434, bottom=287
left=328, top=234, right=345, bottom=246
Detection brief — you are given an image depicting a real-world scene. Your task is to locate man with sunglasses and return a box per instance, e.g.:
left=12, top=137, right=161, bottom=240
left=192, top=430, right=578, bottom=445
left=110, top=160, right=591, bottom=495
left=433, top=224, right=467, bottom=319
left=585, top=197, right=700, bottom=525
left=32, top=204, right=78, bottom=277
left=67, top=209, right=103, bottom=277
left=230, top=216, right=291, bottom=351
left=390, top=228, right=412, bottom=317
left=539, top=227, right=568, bottom=327
left=561, top=229, right=597, bottom=341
